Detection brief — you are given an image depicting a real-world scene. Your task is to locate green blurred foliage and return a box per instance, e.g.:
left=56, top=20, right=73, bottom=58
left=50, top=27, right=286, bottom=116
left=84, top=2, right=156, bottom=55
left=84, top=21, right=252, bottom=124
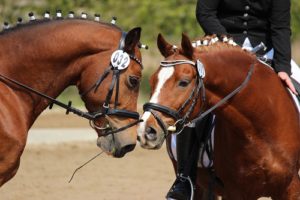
left=291, top=0, right=300, bottom=39
left=0, top=0, right=299, bottom=43
left=0, top=0, right=202, bottom=48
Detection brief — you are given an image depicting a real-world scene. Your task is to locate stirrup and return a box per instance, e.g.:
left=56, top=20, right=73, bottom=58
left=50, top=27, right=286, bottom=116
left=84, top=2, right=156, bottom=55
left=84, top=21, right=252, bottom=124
left=178, top=174, right=195, bottom=200
left=166, top=174, right=195, bottom=200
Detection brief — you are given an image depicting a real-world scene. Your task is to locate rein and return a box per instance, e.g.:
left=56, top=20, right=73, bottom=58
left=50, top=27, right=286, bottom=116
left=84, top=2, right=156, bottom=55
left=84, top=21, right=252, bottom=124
left=0, top=31, right=143, bottom=137
left=191, top=62, right=255, bottom=124
left=143, top=59, right=256, bottom=136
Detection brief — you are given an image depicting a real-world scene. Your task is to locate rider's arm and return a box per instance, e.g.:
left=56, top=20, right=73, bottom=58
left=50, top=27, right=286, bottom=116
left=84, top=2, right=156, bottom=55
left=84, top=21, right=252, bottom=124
left=270, top=0, right=296, bottom=94
left=195, top=0, right=227, bottom=36
left=270, top=0, right=292, bottom=75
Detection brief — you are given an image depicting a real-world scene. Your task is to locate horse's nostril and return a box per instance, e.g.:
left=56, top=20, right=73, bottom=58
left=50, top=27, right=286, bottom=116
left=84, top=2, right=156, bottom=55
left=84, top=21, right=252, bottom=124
left=145, top=126, right=157, bottom=141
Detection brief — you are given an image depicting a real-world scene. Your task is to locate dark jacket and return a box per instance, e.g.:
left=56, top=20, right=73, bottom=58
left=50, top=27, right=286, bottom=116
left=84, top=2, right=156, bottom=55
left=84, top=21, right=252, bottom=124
left=196, top=0, right=292, bottom=75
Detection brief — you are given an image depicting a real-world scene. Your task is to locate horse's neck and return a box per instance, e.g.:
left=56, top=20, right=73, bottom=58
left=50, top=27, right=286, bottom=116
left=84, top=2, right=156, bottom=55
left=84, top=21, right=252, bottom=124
left=200, top=50, right=254, bottom=99
left=199, top=50, right=298, bottom=134
left=0, top=20, right=120, bottom=127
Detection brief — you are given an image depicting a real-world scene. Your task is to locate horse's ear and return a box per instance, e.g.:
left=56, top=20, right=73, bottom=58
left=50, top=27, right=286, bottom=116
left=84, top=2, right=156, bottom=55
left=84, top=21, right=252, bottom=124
left=181, top=33, right=194, bottom=59
left=157, top=33, right=174, bottom=58
left=124, top=27, right=141, bottom=53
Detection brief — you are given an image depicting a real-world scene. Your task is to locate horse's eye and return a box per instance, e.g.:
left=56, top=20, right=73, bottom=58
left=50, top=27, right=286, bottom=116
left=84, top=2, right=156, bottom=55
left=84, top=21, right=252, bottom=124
left=178, top=80, right=190, bottom=87
left=128, top=75, right=140, bottom=88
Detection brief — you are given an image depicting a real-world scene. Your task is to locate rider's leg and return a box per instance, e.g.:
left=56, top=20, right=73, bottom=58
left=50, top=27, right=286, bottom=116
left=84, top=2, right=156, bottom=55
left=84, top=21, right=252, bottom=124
left=166, top=126, right=197, bottom=200
left=166, top=114, right=213, bottom=200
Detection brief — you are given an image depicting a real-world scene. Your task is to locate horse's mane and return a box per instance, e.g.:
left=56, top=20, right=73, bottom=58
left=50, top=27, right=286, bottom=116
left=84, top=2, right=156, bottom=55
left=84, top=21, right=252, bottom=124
left=191, top=34, right=256, bottom=60
left=0, top=11, right=122, bottom=36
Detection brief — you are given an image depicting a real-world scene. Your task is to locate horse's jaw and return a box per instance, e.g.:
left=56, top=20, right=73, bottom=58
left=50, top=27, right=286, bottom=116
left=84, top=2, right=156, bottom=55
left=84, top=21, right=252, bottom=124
left=96, top=135, right=136, bottom=158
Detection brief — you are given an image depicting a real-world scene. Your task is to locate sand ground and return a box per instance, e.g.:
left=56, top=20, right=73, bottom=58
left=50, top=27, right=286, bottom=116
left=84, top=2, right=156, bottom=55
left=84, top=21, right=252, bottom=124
left=1, top=142, right=174, bottom=200
left=0, top=110, right=175, bottom=200
left=0, top=110, right=295, bottom=200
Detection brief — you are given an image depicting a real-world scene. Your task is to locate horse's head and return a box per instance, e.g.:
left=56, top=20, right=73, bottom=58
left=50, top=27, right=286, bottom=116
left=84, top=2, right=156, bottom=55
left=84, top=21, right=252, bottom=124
left=78, top=27, right=143, bottom=157
left=138, top=33, right=202, bottom=149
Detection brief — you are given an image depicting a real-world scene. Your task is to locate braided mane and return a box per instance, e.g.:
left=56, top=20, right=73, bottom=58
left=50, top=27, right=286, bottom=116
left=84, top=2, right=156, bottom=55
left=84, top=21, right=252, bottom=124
left=191, top=34, right=256, bottom=59
left=0, top=11, right=121, bottom=36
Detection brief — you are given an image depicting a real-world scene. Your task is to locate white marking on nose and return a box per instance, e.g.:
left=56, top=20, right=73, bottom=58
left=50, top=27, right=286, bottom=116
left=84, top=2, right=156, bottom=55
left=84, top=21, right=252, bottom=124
left=137, top=111, right=151, bottom=139
left=138, top=67, right=175, bottom=136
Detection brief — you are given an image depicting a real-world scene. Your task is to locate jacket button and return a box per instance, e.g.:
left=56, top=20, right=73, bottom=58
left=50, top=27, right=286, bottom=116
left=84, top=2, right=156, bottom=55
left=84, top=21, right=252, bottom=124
left=243, top=22, right=248, bottom=26
left=245, top=5, right=250, bottom=10
left=243, top=30, right=248, bottom=35
left=244, top=13, right=249, bottom=18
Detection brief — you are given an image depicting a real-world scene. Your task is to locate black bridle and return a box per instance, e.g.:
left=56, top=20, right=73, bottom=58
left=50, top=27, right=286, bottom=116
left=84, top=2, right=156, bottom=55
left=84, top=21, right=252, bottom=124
left=79, top=31, right=144, bottom=136
left=143, top=60, right=206, bottom=137
left=0, top=31, right=143, bottom=137
left=143, top=58, right=255, bottom=137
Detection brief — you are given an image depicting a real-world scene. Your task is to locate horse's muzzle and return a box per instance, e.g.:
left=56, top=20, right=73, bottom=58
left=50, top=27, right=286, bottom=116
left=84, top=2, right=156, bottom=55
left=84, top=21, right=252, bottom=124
left=113, top=144, right=136, bottom=158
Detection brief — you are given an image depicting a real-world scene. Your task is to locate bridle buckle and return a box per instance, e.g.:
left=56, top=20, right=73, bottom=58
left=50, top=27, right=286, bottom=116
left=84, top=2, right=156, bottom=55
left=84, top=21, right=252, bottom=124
left=167, top=119, right=185, bottom=132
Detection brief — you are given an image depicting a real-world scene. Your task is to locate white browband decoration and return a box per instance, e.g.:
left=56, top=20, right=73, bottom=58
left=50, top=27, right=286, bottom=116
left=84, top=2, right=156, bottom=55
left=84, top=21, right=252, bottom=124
left=160, top=59, right=206, bottom=79
left=160, top=60, right=195, bottom=67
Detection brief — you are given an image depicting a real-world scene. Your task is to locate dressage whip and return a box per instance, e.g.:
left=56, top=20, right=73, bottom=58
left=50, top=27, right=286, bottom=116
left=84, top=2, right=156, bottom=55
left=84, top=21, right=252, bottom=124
left=68, top=151, right=104, bottom=183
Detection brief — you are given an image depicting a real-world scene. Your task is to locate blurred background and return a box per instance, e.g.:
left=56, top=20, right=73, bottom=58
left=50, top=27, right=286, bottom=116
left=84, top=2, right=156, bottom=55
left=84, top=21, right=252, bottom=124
left=0, top=0, right=299, bottom=105
left=0, top=1, right=299, bottom=199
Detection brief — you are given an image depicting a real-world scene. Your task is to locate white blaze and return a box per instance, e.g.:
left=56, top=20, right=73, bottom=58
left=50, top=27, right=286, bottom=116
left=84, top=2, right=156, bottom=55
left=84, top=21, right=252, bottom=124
left=150, top=67, right=174, bottom=103
left=138, top=67, right=174, bottom=136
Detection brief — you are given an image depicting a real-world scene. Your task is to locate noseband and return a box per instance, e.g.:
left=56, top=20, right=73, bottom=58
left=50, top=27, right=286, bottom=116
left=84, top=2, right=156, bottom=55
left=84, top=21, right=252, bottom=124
left=0, top=31, right=143, bottom=137
left=143, top=59, right=206, bottom=137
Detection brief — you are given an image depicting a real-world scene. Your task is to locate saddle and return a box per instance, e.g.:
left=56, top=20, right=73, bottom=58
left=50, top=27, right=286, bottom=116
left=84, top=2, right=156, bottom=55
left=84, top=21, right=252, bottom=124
left=291, top=78, right=300, bottom=103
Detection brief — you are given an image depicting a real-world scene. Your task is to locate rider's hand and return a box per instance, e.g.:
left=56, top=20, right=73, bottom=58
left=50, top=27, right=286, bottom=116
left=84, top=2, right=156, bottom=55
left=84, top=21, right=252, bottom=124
left=278, top=71, right=298, bottom=95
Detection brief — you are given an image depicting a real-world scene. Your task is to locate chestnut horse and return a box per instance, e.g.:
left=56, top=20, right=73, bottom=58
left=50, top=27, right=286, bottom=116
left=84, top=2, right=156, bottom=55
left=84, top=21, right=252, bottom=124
left=0, top=17, right=143, bottom=186
left=138, top=34, right=300, bottom=200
